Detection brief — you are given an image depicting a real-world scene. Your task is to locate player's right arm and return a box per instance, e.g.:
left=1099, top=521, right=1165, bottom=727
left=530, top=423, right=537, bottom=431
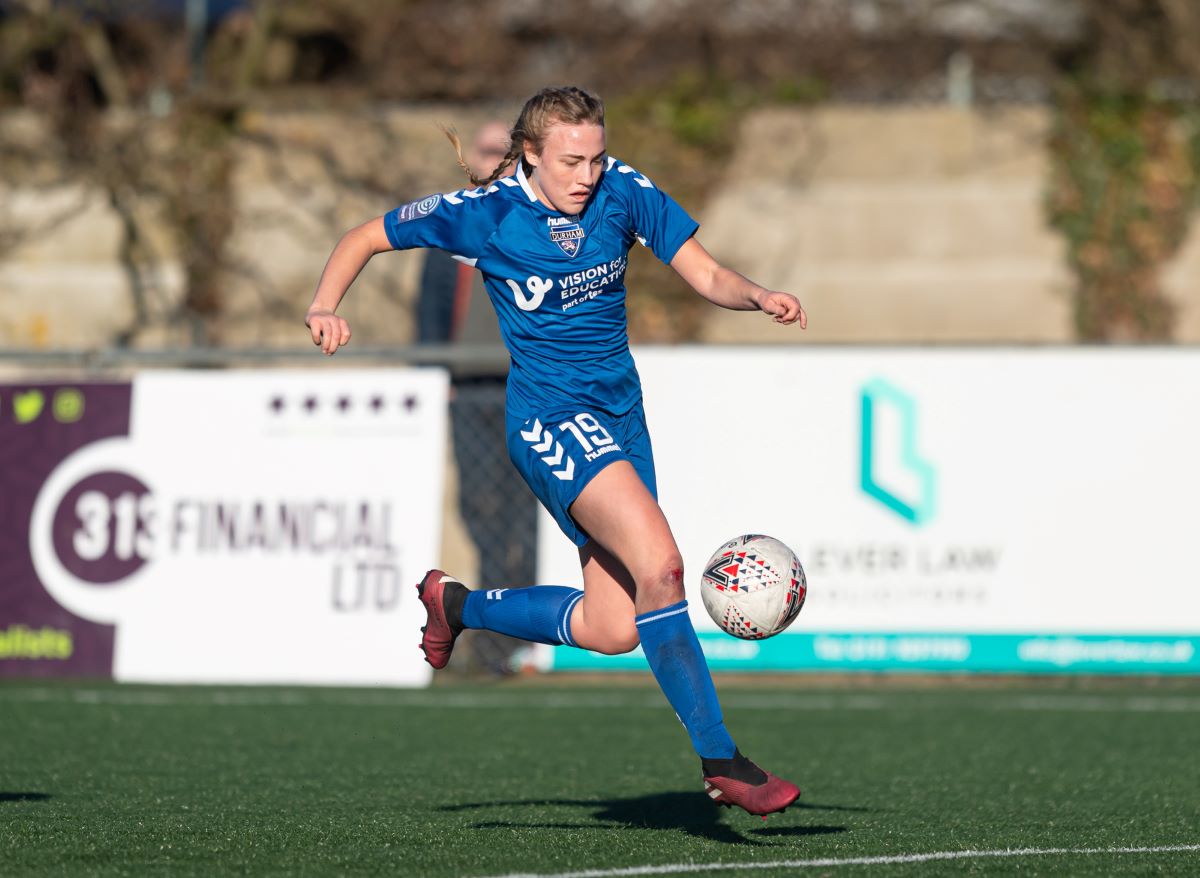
left=307, top=189, right=497, bottom=355
left=306, top=216, right=393, bottom=356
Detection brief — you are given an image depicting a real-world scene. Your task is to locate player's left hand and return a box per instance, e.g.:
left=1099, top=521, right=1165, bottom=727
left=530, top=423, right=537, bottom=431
left=758, top=291, right=807, bottom=328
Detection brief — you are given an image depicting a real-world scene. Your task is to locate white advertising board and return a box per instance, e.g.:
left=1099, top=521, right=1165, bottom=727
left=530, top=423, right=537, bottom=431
left=27, top=370, right=446, bottom=686
left=542, top=348, right=1200, bottom=673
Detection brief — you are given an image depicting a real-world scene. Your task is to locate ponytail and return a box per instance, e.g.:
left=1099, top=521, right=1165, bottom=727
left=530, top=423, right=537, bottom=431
left=442, top=126, right=522, bottom=188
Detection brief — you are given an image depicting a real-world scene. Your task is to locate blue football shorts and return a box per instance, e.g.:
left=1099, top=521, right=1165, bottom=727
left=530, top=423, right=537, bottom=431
left=506, top=400, right=658, bottom=547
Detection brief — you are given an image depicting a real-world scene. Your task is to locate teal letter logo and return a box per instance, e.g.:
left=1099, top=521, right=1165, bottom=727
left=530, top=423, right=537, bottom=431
left=860, top=379, right=936, bottom=525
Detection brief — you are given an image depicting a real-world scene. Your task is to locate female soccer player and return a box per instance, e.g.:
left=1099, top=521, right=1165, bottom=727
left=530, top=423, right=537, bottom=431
left=306, top=86, right=807, bottom=817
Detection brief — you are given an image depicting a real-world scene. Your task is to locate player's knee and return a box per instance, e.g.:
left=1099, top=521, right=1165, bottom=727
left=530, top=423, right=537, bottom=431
left=637, top=553, right=686, bottom=608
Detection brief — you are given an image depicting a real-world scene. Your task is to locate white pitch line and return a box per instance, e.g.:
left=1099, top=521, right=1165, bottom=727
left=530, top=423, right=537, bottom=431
left=0, top=689, right=667, bottom=710
left=3, top=688, right=1200, bottom=714
left=476, top=844, right=1200, bottom=878
left=998, top=694, right=1200, bottom=713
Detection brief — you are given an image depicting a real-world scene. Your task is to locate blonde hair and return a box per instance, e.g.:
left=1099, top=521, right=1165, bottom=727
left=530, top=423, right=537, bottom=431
left=445, top=86, right=605, bottom=187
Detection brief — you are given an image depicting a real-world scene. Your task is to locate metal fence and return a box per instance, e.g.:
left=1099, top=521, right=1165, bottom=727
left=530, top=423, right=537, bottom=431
left=445, top=376, right=538, bottom=675
left=0, top=345, right=538, bottom=676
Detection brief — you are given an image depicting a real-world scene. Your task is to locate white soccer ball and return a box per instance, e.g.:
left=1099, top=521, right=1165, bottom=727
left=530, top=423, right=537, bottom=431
left=700, top=534, right=807, bottom=640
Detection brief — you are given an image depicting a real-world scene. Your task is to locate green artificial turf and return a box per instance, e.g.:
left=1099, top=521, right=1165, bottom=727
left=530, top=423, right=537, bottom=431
left=2, top=680, right=1199, bottom=877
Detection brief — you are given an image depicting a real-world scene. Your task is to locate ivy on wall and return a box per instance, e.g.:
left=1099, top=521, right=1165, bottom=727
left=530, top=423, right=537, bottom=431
left=1046, top=82, right=1200, bottom=341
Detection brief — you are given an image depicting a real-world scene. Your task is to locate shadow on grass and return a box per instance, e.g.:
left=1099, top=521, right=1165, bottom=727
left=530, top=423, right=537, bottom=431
left=0, top=793, right=51, bottom=803
left=440, top=791, right=850, bottom=845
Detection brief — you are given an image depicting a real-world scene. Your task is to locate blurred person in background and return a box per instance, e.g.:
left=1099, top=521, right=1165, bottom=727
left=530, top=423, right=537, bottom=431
left=415, top=121, right=512, bottom=346
left=416, top=121, right=538, bottom=675
left=306, top=86, right=807, bottom=817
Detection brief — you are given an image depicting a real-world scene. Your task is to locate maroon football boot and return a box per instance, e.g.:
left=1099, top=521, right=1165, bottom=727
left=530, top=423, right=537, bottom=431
left=416, top=569, right=468, bottom=670
left=701, top=750, right=801, bottom=817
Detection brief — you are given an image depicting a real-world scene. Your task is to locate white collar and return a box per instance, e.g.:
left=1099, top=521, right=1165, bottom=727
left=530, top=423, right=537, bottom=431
left=515, top=162, right=539, bottom=203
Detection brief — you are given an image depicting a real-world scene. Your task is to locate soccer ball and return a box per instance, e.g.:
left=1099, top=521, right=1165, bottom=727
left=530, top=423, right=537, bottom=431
left=700, top=535, right=807, bottom=640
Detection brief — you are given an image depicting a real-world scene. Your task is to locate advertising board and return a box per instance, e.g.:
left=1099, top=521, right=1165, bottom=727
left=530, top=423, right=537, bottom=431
left=2, top=370, right=446, bottom=686
left=541, top=348, right=1200, bottom=673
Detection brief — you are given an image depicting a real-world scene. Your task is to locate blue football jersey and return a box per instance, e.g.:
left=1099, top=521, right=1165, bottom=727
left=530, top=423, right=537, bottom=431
left=383, top=158, right=699, bottom=419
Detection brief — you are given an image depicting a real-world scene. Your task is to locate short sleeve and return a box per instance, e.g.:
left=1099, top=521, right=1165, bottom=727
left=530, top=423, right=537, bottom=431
left=609, top=161, right=699, bottom=264
left=383, top=190, right=496, bottom=259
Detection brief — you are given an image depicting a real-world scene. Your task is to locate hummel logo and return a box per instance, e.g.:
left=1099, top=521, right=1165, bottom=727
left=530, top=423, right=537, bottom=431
left=520, top=419, right=575, bottom=480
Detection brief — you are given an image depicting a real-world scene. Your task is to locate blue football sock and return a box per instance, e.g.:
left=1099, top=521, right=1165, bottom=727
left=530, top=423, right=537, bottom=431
left=636, top=599, right=736, bottom=759
left=461, top=586, right=584, bottom=646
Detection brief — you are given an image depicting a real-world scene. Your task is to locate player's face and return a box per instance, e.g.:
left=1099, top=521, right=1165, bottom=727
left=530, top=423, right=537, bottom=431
left=526, top=121, right=606, bottom=215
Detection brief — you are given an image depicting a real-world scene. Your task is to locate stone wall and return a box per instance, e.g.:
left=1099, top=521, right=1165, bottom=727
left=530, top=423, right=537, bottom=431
left=699, top=105, right=1200, bottom=344
left=3, top=103, right=1200, bottom=349
left=0, top=105, right=511, bottom=350
left=699, top=106, right=1068, bottom=342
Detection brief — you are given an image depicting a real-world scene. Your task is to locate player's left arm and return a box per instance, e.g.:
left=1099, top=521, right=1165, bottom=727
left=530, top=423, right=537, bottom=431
left=669, top=236, right=807, bottom=327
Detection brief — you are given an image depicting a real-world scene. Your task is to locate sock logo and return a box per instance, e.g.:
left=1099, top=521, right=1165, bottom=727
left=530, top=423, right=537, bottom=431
left=859, top=378, right=936, bottom=525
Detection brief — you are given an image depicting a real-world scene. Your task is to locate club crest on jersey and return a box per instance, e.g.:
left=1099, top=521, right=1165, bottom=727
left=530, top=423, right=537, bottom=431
left=547, top=216, right=585, bottom=258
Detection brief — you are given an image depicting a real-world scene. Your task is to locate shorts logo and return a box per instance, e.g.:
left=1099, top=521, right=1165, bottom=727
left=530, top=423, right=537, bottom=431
left=519, top=419, right=575, bottom=481
left=547, top=217, right=585, bottom=257
left=507, top=275, right=553, bottom=312
left=518, top=413, right=619, bottom=483
left=393, top=194, right=441, bottom=224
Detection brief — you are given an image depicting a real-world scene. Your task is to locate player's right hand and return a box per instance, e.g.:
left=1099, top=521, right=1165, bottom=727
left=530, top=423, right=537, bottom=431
left=305, top=308, right=351, bottom=356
